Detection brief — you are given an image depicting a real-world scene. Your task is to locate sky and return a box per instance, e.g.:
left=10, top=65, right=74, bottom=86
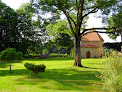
left=1, top=0, right=121, bottom=43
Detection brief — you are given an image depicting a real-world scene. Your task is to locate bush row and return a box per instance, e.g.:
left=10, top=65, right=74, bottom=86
left=50, top=53, right=69, bottom=57
left=24, top=53, right=69, bottom=58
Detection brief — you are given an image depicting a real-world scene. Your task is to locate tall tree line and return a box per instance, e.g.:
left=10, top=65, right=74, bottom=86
left=0, top=1, right=40, bottom=54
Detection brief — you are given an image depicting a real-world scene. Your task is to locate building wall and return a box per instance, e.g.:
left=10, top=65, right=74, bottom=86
left=81, top=41, right=104, bottom=58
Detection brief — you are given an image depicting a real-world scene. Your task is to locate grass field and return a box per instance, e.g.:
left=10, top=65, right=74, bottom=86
left=0, top=57, right=106, bottom=92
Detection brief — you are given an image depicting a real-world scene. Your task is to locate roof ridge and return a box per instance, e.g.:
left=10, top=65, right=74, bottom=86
left=96, top=33, right=104, bottom=41
left=82, top=32, right=104, bottom=41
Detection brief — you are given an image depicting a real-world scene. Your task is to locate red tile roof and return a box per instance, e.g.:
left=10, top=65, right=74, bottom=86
left=82, top=32, right=104, bottom=41
left=81, top=44, right=99, bottom=48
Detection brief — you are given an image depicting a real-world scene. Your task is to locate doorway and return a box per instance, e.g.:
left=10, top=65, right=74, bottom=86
left=86, top=51, right=90, bottom=58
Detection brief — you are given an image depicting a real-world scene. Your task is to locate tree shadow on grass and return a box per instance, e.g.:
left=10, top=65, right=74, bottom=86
left=40, top=69, right=101, bottom=91
left=43, top=68, right=101, bottom=81
left=0, top=60, right=23, bottom=68
left=82, top=66, right=101, bottom=69
left=0, top=68, right=102, bottom=91
left=0, top=62, right=10, bottom=68
left=0, top=69, right=30, bottom=76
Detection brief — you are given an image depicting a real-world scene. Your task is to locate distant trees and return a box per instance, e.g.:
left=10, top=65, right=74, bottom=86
left=103, top=42, right=122, bottom=52
left=27, top=41, right=42, bottom=56
left=47, top=20, right=73, bottom=56
left=0, top=1, right=18, bottom=52
left=0, top=1, right=41, bottom=54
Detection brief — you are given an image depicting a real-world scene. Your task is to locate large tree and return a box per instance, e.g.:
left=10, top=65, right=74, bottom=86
left=31, top=0, right=121, bottom=67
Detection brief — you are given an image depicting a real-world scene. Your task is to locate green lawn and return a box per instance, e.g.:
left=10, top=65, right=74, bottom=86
left=0, top=57, right=105, bottom=92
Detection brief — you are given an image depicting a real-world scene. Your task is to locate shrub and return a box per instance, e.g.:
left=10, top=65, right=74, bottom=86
left=42, top=49, right=48, bottom=55
left=24, top=63, right=46, bottom=76
left=99, top=50, right=122, bottom=92
left=17, top=52, right=23, bottom=60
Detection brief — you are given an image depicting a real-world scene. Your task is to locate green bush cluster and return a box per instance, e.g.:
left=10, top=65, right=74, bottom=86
left=24, top=63, right=46, bottom=75
left=24, top=53, right=41, bottom=58
left=50, top=53, right=68, bottom=57
left=100, top=50, right=122, bottom=92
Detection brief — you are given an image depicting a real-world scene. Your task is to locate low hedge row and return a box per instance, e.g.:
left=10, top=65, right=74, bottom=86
left=50, top=53, right=69, bottom=57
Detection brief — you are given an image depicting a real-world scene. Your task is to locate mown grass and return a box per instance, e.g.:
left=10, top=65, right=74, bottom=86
left=0, top=57, right=106, bottom=92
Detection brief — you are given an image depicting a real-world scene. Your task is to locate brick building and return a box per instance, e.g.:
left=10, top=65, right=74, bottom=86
left=81, top=32, right=104, bottom=58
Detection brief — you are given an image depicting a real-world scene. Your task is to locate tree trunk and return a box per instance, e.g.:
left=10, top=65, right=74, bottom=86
left=73, top=37, right=83, bottom=67
left=10, top=63, right=12, bottom=73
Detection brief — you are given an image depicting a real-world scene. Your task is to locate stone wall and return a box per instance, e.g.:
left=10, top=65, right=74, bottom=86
left=81, top=41, right=104, bottom=58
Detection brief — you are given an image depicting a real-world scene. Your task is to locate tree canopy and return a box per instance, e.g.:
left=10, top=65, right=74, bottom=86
left=0, top=1, right=38, bottom=54
left=107, top=12, right=122, bottom=40
left=46, top=20, right=73, bottom=47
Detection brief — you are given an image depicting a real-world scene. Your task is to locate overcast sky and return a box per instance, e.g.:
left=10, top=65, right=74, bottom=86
left=1, top=0, right=121, bottom=43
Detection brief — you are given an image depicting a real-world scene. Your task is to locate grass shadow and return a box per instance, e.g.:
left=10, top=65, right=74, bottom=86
left=0, top=62, right=10, bottom=68
left=83, top=66, right=100, bottom=69
left=10, top=68, right=102, bottom=91
left=0, top=69, right=30, bottom=76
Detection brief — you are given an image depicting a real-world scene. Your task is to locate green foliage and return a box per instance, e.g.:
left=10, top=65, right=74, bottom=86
left=42, top=49, right=48, bottom=55
left=0, top=1, right=37, bottom=54
left=27, top=42, right=42, bottom=56
left=47, top=20, right=71, bottom=38
left=107, top=12, right=122, bottom=40
left=70, top=48, right=74, bottom=57
left=42, top=40, right=53, bottom=52
left=100, top=50, right=122, bottom=92
left=46, top=20, right=73, bottom=48
left=17, top=52, right=24, bottom=60
left=24, top=63, right=46, bottom=75
left=0, top=48, right=23, bottom=62
left=50, top=53, right=68, bottom=57
left=55, top=33, right=73, bottom=47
